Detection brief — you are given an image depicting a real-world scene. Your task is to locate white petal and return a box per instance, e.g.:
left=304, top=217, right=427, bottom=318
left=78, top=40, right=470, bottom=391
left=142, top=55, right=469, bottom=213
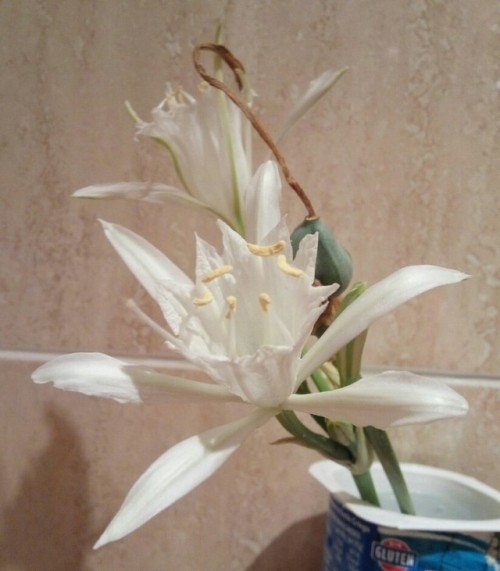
left=32, top=353, right=240, bottom=404
left=74, top=182, right=176, bottom=202
left=180, top=345, right=301, bottom=408
left=299, top=265, right=469, bottom=380
left=276, top=68, right=348, bottom=147
left=100, top=220, right=192, bottom=302
left=94, top=408, right=276, bottom=548
left=243, top=161, right=282, bottom=243
left=284, top=371, right=469, bottom=428
left=293, top=232, right=323, bottom=283
left=74, top=181, right=220, bottom=212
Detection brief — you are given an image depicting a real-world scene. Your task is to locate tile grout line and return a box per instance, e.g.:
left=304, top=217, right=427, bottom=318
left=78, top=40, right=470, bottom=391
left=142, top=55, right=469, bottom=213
left=0, top=349, right=196, bottom=370
left=1, top=349, right=499, bottom=388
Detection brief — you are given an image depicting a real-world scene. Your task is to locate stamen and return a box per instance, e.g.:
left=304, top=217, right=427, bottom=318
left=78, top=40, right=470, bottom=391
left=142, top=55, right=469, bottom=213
left=193, top=289, right=214, bottom=306
left=202, top=265, right=233, bottom=283
left=165, top=85, right=185, bottom=108
left=225, top=295, right=237, bottom=319
left=247, top=240, right=286, bottom=257
left=277, top=255, right=304, bottom=277
left=259, top=293, right=271, bottom=312
left=198, top=80, right=210, bottom=93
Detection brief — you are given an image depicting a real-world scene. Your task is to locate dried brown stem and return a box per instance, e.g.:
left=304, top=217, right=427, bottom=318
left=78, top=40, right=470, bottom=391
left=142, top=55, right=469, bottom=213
left=193, top=43, right=317, bottom=219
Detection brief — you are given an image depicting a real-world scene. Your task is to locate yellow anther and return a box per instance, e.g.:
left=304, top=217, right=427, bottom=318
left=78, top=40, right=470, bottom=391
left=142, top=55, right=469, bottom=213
left=165, top=85, right=185, bottom=108
left=277, top=255, right=304, bottom=278
left=201, top=265, right=233, bottom=283
left=193, top=289, right=214, bottom=306
left=226, top=295, right=237, bottom=319
left=247, top=240, right=286, bottom=257
left=198, top=80, right=210, bottom=93
left=259, top=293, right=271, bottom=312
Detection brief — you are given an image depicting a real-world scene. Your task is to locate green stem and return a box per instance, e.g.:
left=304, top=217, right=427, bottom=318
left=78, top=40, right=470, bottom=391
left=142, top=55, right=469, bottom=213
left=310, top=369, right=333, bottom=392
left=353, top=471, right=380, bottom=506
left=336, top=330, right=367, bottom=386
left=276, top=410, right=352, bottom=463
left=365, top=426, right=416, bottom=515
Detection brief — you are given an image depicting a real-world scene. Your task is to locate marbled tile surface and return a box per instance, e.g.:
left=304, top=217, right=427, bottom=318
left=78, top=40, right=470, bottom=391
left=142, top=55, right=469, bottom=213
left=1, top=1, right=499, bottom=570
left=1, top=0, right=498, bottom=373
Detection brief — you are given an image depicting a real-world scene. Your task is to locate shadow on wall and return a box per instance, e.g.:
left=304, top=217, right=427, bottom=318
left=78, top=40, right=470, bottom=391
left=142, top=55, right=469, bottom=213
left=247, top=514, right=326, bottom=571
left=0, top=407, right=92, bottom=571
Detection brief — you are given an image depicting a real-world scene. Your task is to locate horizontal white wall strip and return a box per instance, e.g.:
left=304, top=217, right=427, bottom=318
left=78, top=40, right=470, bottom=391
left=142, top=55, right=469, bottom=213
left=1, top=349, right=499, bottom=388
left=0, top=350, right=197, bottom=371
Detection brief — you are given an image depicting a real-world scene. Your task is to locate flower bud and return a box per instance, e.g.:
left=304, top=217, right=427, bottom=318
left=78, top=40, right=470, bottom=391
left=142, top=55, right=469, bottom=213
left=291, top=217, right=353, bottom=295
left=326, top=420, right=356, bottom=448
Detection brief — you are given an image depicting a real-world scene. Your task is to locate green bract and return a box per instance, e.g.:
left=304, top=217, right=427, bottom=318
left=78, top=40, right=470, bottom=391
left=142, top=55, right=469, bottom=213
left=291, top=217, right=353, bottom=295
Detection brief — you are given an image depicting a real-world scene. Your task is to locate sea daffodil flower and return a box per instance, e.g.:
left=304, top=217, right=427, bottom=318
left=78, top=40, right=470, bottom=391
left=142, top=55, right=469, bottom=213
left=73, top=68, right=346, bottom=237
left=32, top=212, right=469, bottom=547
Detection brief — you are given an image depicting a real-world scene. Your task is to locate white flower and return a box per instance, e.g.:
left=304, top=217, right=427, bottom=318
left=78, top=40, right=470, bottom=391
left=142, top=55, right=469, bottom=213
left=73, top=68, right=346, bottom=237
left=74, top=83, right=252, bottom=233
left=32, top=218, right=469, bottom=547
left=138, top=84, right=252, bottom=231
left=104, top=214, right=336, bottom=408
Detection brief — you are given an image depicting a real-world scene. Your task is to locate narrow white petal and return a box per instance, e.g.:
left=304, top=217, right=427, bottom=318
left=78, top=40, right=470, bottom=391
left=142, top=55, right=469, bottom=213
left=299, top=265, right=469, bottom=380
left=32, top=353, right=240, bottom=404
left=74, top=182, right=180, bottom=202
left=100, top=220, right=192, bottom=302
left=276, top=68, right=348, bottom=147
left=94, top=408, right=276, bottom=548
left=74, top=182, right=224, bottom=215
left=284, top=371, right=469, bottom=428
left=244, top=161, right=282, bottom=243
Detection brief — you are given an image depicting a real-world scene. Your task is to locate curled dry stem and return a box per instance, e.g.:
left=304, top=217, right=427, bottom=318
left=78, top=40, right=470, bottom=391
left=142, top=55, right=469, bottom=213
left=193, top=43, right=317, bottom=219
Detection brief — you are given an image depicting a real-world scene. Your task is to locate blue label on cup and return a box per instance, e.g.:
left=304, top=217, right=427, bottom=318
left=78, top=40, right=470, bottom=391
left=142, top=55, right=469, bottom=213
left=322, top=495, right=499, bottom=571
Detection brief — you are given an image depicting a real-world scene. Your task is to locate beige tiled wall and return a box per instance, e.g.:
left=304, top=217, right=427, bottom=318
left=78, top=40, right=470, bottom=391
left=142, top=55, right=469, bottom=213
left=1, top=1, right=498, bottom=569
